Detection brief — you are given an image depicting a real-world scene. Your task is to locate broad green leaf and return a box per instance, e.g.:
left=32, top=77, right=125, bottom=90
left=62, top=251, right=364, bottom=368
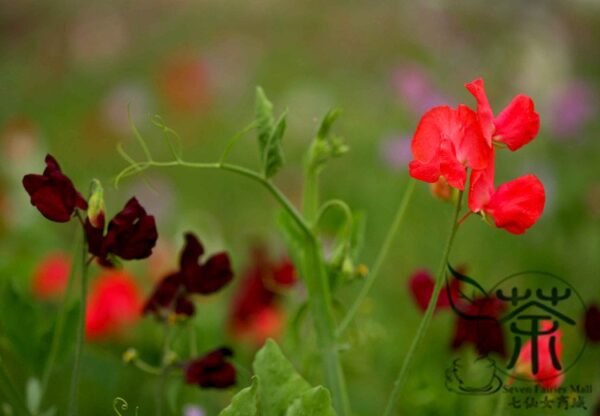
left=218, top=377, right=259, bottom=416
left=285, top=386, right=337, bottom=416
left=253, top=339, right=311, bottom=415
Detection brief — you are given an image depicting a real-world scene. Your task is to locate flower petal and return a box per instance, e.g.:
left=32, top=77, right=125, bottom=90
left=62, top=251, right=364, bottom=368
left=465, top=78, right=496, bottom=146
left=485, top=175, right=545, bottom=234
left=494, top=95, right=540, bottom=151
left=468, top=152, right=495, bottom=213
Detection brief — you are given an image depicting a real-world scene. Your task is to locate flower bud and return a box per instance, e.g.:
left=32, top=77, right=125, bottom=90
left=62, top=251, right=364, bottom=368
left=430, top=177, right=453, bottom=202
left=122, top=348, right=138, bottom=363
left=87, top=179, right=105, bottom=229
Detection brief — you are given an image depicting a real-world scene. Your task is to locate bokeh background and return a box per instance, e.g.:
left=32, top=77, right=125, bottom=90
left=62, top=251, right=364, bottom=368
left=1, top=1, right=599, bottom=415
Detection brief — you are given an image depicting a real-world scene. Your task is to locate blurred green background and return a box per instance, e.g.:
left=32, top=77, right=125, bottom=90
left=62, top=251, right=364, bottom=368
left=0, top=0, right=599, bottom=415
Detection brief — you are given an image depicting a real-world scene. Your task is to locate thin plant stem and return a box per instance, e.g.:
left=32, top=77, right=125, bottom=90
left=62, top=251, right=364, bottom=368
left=156, top=324, right=173, bottom=416
left=382, top=189, right=464, bottom=416
left=337, top=179, right=416, bottom=337
left=67, top=235, right=90, bottom=416
left=40, top=228, right=82, bottom=404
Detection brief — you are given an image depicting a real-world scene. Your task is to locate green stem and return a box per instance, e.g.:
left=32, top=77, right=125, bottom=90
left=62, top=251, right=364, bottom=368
left=40, top=229, right=82, bottom=404
left=67, top=241, right=90, bottom=416
left=303, top=165, right=320, bottom=221
left=337, top=179, right=416, bottom=337
left=0, top=355, right=33, bottom=416
left=303, top=238, right=351, bottom=416
left=382, top=189, right=463, bottom=416
left=156, top=323, right=173, bottom=416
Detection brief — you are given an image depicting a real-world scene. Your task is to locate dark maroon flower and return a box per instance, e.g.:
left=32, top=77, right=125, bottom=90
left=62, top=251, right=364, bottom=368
left=85, top=197, right=158, bottom=266
left=179, top=233, right=233, bottom=295
left=451, top=296, right=507, bottom=357
left=584, top=304, right=600, bottom=343
left=185, top=347, right=236, bottom=389
left=143, top=233, right=233, bottom=320
left=22, top=154, right=88, bottom=222
left=408, top=269, right=462, bottom=312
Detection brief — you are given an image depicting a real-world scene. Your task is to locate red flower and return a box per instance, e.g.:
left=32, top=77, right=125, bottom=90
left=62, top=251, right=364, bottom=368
left=584, top=304, right=600, bottom=343
left=228, top=246, right=296, bottom=344
left=185, top=347, right=236, bottom=389
left=466, top=78, right=540, bottom=151
left=408, top=269, right=461, bottom=312
left=512, top=322, right=564, bottom=389
left=22, top=155, right=88, bottom=222
left=468, top=155, right=545, bottom=234
left=451, top=296, right=507, bottom=357
left=31, top=252, right=71, bottom=300
left=85, top=197, right=158, bottom=266
left=143, top=233, right=233, bottom=319
left=409, top=105, right=491, bottom=190
left=85, top=270, right=143, bottom=340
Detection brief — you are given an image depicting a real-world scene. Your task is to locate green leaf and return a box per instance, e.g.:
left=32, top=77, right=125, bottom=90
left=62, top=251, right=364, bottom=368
left=253, top=339, right=311, bottom=415
left=218, top=377, right=259, bottom=416
left=285, top=386, right=337, bottom=416
left=263, top=113, right=286, bottom=178
left=255, top=87, right=286, bottom=178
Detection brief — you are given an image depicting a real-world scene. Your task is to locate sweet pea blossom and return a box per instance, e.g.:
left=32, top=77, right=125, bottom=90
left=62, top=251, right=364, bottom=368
left=408, top=269, right=461, bottom=313
left=468, top=154, right=545, bottom=235
left=31, top=252, right=71, bottom=300
left=408, top=105, right=491, bottom=190
left=85, top=270, right=143, bottom=340
left=185, top=347, right=236, bottom=389
left=465, top=78, right=540, bottom=150
left=84, top=197, right=158, bottom=266
left=143, top=233, right=233, bottom=319
left=22, top=155, right=88, bottom=222
left=584, top=304, right=600, bottom=343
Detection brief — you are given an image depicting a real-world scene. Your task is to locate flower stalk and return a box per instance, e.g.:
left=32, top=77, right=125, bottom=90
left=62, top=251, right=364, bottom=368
left=382, top=189, right=464, bottom=416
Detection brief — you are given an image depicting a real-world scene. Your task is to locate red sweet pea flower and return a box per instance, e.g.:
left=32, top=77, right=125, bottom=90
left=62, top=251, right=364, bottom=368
left=408, top=269, right=461, bottom=312
left=512, top=322, right=564, bottom=389
left=85, top=270, right=143, bottom=340
left=85, top=197, right=158, bottom=266
left=22, top=154, right=88, bottom=222
left=185, top=347, right=236, bottom=389
left=409, top=105, right=491, bottom=190
left=31, top=252, right=71, bottom=300
left=468, top=154, right=545, bottom=235
left=466, top=78, right=540, bottom=151
left=451, top=296, right=507, bottom=357
left=584, top=304, right=600, bottom=343
left=228, top=246, right=296, bottom=345
left=143, top=233, right=233, bottom=320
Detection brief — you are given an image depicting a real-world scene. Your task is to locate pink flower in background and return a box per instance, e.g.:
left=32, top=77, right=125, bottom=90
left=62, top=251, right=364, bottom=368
left=32, top=252, right=71, bottom=300
left=183, top=405, right=205, bottom=416
left=85, top=270, right=143, bottom=340
left=391, top=66, right=450, bottom=115
left=379, top=134, right=411, bottom=171
left=550, top=81, right=596, bottom=138
left=101, top=82, right=154, bottom=136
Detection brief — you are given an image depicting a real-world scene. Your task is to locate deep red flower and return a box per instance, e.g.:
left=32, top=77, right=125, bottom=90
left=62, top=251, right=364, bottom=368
left=408, top=269, right=461, bottom=312
left=584, top=304, right=600, bottom=343
left=512, top=322, right=564, bottom=389
left=466, top=78, right=540, bottom=151
left=31, top=252, right=71, bottom=300
left=85, top=197, right=158, bottom=266
left=22, top=154, right=88, bottom=222
left=451, top=296, right=507, bottom=357
left=143, top=233, right=233, bottom=319
left=185, top=347, right=236, bottom=389
left=228, top=246, right=296, bottom=344
left=85, top=270, right=143, bottom=340
left=468, top=155, right=545, bottom=234
left=409, top=105, right=491, bottom=190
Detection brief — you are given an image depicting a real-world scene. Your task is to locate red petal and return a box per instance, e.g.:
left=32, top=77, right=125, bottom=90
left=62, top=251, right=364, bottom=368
left=493, top=95, right=540, bottom=151
left=485, top=175, right=545, bottom=234
left=439, top=140, right=466, bottom=190
left=468, top=152, right=495, bottom=213
left=180, top=233, right=205, bottom=271
left=465, top=79, right=496, bottom=146
left=452, top=104, right=492, bottom=170
left=408, top=158, right=441, bottom=183
left=411, top=106, right=452, bottom=163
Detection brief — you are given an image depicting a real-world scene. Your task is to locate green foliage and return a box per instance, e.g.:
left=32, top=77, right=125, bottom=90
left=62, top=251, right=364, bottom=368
left=219, top=340, right=337, bottom=416
left=306, top=109, right=349, bottom=171
left=255, top=87, right=287, bottom=178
